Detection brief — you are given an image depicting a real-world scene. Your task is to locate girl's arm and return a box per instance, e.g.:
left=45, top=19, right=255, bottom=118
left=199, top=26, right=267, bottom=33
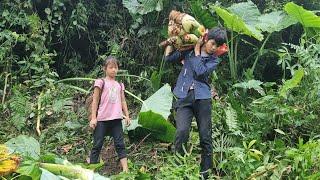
left=121, top=88, right=131, bottom=125
left=90, top=87, right=100, bottom=126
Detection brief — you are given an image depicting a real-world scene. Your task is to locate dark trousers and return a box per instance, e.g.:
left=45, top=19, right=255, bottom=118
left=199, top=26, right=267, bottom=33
left=174, top=90, right=213, bottom=175
left=90, top=119, right=127, bottom=163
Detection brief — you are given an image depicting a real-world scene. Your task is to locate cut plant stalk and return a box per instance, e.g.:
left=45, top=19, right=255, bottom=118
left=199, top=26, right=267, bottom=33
left=36, top=91, right=44, bottom=136
left=40, top=163, right=94, bottom=180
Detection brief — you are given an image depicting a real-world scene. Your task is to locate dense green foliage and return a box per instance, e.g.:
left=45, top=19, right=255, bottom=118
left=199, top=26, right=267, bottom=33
left=1, top=0, right=320, bottom=179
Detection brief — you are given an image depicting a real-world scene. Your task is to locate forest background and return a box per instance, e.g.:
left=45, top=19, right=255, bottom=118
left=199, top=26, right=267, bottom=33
left=1, top=0, right=320, bottom=179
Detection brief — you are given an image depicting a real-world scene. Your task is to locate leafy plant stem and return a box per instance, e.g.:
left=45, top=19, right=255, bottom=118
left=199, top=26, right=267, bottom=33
left=251, top=33, right=271, bottom=74
left=124, top=89, right=146, bottom=108
left=227, top=30, right=235, bottom=80
left=234, top=37, right=239, bottom=79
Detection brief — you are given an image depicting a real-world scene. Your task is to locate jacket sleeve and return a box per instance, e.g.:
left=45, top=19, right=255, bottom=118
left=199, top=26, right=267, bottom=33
left=164, top=50, right=190, bottom=63
left=191, top=56, right=219, bottom=79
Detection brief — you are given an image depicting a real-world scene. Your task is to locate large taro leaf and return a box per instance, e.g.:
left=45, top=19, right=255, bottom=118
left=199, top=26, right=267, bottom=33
left=228, top=1, right=260, bottom=25
left=122, top=0, right=163, bottom=15
left=5, top=135, right=40, bottom=160
left=284, top=2, right=320, bottom=28
left=137, top=111, right=175, bottom=142
left=279, top=68, right=304, bottom=98
left=140, top=83, right=173, bottom=119
left=212, top=4, right=263, bottom=41
left=227, top=1, right=263, bottom=40
left=125, top=83, right=173, bottom=131
left=127, top=84, right=175, bottom=142
left=256, top=11, right=297, bottom=33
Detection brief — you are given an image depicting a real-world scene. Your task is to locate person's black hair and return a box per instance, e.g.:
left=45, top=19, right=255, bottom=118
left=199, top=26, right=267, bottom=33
left=207, top=27, right=227, bottom=46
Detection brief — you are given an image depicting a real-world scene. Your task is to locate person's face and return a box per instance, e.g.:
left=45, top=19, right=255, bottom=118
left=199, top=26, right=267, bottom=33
left=203, top=39, right=218, bottom=55
left=105, top=63, right=118, bottom=78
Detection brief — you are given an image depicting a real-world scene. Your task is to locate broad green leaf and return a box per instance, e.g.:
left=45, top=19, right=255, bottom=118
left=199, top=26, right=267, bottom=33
left=125, top=84, right=172, bottom=131
left=5, top=135, right=40, bottom=160
left=284, top=2, right=320, bottom=28
left=138, top=110, right=176, bottom=142
left=233, top=79, right=265, bottom=96
left=141, top=83, right=173, bottom=119
left=212, top=5, right=263, bottom=41
left=122, top=0, right=163, bottom=15
left=256, top=11, right=297, bottom=33
left=279, top=68, right=304, bottom=98
left=16, top=160, right=42, bottom=180
left=190, top=0, right=217, bottom=28
left=227, top=1, right=263, bottom=40
left=228, top=1, right=260, bottom=25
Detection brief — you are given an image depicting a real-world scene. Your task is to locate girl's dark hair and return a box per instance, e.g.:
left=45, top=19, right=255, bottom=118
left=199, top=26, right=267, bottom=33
left=104, top=56, right=118, bottom=67
left=207, top=27, right=227, bottom=46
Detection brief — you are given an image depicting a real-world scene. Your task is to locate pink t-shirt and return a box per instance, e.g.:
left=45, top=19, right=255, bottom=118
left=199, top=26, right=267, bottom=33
left=94, top=79, right=124, bottom=121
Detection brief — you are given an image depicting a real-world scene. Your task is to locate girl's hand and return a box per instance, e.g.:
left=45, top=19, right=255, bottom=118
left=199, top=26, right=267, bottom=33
left=90, top=119, right=97, bottom=129
left=211, top=88, right=220, bottom=100
left=125, top=117, right=131, bottom=127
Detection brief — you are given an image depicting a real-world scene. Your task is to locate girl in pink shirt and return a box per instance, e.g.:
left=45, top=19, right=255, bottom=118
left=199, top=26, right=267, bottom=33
left=89, top=56, right=131, bottom=172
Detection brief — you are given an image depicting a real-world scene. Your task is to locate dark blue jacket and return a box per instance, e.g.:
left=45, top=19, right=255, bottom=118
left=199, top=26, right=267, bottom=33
left=165, top=50, right=219, bottom=99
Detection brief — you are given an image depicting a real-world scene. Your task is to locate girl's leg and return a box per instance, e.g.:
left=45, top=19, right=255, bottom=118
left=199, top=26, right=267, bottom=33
left=110, top=119, right=128, bottom=172
left=90, top=121, right=108, bottom=164
left=120, top=158, right=128, bottom=172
